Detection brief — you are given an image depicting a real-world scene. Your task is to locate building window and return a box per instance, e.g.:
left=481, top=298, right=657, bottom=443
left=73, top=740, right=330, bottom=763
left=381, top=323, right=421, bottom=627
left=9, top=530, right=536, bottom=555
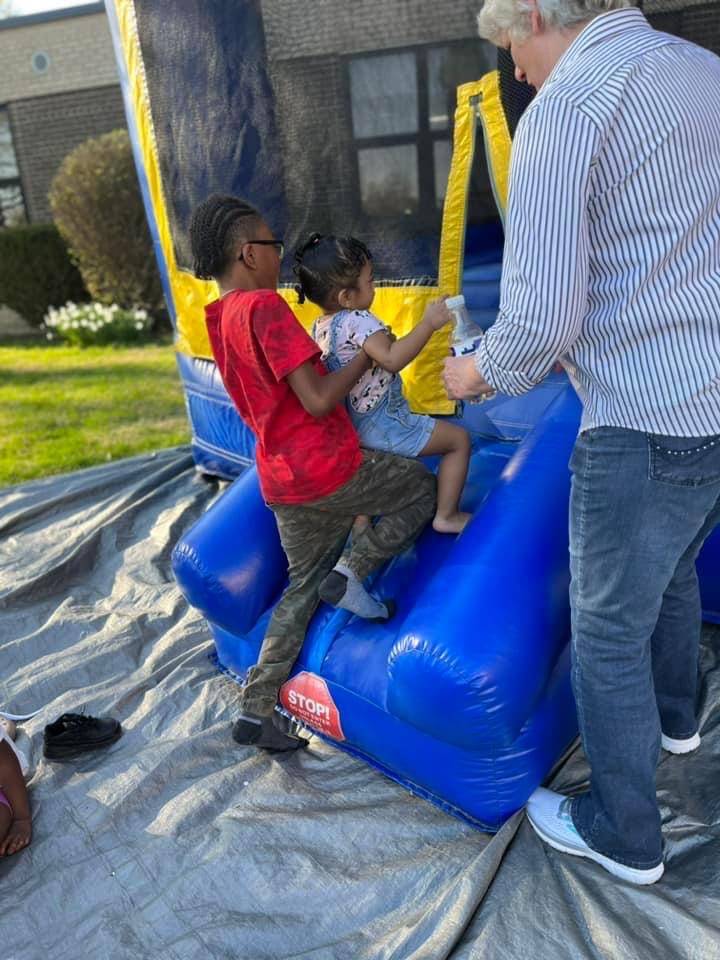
left=350, top=53, right=418, bottom=139
left=0, top=109, right=26, bottom=227
left=357, top=144, right=419, bottom=217
left=348, top=41, right=495, bottom=221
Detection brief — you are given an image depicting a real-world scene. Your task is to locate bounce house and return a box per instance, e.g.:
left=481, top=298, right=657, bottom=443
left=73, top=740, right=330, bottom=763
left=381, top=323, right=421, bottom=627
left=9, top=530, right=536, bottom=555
left=106, top=0, right=720, bottom=830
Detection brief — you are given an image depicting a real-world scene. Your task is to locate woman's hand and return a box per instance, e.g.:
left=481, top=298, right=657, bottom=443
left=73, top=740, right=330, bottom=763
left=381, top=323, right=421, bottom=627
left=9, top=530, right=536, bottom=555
left=443, top=355, right=494, bottom=400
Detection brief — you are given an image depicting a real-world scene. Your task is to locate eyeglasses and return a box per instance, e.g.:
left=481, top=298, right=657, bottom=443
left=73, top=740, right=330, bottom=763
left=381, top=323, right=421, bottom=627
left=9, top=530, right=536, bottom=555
left=238, top=239, right=285, bottom=261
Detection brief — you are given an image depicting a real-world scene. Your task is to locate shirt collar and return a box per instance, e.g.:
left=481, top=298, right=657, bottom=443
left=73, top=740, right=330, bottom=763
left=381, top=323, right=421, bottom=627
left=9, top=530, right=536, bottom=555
left=544, top=6, right=650, bottom=87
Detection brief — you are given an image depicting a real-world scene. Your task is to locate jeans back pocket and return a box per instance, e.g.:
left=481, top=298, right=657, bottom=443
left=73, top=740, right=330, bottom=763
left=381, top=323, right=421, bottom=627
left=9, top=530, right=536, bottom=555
left=647, top=433, right=720, bottom=487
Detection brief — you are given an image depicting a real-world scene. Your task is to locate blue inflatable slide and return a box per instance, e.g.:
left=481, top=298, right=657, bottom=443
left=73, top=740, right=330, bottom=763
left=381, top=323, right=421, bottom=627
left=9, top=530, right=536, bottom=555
left=173, top=376, right=577, bottom=831
left=170, top=232, right=720, bottom=831
left=171, top=375, right=720, bottom=832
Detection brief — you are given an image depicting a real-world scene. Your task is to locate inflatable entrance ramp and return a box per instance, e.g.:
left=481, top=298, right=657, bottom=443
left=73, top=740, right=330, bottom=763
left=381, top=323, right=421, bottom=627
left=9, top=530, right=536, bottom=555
left=108, top=0, right=720, bottom=827
left=173, top=376, right=582, bottom=830
left=171, top=377, right=720, bottom=828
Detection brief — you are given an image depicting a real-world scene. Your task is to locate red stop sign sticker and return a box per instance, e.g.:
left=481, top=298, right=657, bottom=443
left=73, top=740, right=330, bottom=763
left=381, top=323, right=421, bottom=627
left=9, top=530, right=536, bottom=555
left=280, top=671, right=345, bottom=741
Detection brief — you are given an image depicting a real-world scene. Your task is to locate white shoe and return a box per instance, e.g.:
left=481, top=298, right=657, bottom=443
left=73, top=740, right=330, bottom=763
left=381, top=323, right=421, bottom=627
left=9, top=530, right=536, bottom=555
left=526, top=788, right=664, bottom=885
left=661, top=731, right=700, bottom=754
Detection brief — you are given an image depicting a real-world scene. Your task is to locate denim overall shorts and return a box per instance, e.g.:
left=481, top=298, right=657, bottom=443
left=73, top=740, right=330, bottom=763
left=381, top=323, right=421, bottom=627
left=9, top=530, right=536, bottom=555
left=324, top=311, right=435, bottom=458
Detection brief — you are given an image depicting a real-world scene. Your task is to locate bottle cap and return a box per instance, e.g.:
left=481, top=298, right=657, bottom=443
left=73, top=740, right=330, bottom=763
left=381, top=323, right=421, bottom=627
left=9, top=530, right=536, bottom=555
left=445, top=295, right=466, bottom=310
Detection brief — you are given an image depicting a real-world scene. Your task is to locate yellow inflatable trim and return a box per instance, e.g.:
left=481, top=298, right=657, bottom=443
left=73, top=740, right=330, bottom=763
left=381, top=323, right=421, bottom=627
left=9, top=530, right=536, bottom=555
left=438, top=71, right=511, bottom=296
left=174, top=278, right=451, bottom=415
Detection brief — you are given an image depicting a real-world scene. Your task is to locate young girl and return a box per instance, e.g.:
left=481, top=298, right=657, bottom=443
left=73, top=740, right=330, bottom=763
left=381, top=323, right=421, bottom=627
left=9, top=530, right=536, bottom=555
left=295, top=234, right=472, bottom=534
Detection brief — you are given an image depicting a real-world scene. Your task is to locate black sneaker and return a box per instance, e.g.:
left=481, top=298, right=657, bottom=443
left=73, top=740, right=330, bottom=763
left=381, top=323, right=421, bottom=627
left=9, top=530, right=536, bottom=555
left=231, top=712, right=307, bottom=752
left=43, top=713, right=123, bottom=761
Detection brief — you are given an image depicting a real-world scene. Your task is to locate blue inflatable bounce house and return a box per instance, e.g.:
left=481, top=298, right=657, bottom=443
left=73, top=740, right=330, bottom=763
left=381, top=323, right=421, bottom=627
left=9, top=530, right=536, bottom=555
left=107, top=0, right=720, bottom=830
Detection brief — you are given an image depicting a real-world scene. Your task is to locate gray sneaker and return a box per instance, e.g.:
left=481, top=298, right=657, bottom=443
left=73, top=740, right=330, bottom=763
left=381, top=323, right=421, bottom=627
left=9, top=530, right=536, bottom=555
left=526, top=787, right=664, bottom=885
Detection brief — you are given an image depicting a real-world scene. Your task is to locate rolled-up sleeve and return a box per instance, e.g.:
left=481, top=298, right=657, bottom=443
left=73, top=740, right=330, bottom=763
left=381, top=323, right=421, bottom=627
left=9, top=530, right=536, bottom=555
left=476, top=95, right=599, bottom=395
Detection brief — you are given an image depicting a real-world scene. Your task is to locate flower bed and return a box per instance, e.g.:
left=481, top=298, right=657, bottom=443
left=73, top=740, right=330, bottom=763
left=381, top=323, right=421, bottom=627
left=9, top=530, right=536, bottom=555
left=44, top=302, right=153, bottom=346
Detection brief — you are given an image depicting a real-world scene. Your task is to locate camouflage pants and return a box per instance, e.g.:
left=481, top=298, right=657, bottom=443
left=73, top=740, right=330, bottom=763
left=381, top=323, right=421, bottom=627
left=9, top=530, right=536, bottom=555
left=241, top=450, right=436, bottom=717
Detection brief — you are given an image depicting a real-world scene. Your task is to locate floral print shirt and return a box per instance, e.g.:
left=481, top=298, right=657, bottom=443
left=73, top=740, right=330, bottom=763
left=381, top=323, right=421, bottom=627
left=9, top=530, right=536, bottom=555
left=313, top=310, right=394, bottom=414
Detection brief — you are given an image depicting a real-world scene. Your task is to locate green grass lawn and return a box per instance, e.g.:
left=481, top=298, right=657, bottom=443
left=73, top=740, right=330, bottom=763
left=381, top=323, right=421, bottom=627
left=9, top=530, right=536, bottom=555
left=0, top=341, right=191, bottom=487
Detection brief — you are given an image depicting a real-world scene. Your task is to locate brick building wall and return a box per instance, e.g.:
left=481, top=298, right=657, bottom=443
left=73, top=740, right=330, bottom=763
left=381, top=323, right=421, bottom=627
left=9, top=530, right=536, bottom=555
left=9, top=85, right=126, bottom=222
left=261, top=0, right=482, bottom=59
left=0, top=4, right=123, bottom=224
left=0, top=4, right=117, bottom=101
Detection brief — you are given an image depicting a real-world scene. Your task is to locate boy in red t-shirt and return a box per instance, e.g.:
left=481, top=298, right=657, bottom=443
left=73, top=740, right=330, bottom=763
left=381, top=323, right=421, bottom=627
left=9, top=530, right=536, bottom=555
left=190, top=195, right=437, bottom=751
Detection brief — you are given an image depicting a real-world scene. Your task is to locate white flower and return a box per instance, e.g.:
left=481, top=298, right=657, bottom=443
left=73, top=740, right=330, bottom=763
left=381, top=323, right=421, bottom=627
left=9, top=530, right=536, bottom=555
left=135, top=322, right=144, bottom=330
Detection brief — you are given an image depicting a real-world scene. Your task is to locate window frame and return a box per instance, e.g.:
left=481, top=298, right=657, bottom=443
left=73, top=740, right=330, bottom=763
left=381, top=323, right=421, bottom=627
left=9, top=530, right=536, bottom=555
left=344, top=40, right=485, bottom=227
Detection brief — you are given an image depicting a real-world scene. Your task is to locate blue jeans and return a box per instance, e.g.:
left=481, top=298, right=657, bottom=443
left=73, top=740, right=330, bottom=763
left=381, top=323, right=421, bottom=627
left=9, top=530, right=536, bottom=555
left=569, top=427, right=720, bottom=869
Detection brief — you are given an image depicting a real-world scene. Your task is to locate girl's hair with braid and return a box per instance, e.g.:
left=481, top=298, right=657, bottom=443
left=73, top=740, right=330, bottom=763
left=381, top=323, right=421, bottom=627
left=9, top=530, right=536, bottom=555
left=189, top=194, right=263, bottom=280
left=293, top=234, right=371, bottom=311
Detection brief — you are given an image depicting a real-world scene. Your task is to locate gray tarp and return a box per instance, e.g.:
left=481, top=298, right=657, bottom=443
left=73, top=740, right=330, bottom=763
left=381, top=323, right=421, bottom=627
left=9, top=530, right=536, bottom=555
left=1, top=448, right=718, bottom=960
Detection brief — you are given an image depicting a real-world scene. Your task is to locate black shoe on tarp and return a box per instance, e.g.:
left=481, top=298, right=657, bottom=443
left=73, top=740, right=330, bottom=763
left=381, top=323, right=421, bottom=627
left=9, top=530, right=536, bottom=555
left=232, top=712, right=307, bottom=752
left=43, top=713, right=122, bottom=761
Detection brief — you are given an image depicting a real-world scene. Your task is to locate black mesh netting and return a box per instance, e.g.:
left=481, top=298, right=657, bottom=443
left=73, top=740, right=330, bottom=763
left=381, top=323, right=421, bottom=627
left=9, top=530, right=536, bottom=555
left=133, top=0, right=719, bottom=284
left=497, top=47, right=536, bottom=137
left=135, top=0, right=498, bottom=283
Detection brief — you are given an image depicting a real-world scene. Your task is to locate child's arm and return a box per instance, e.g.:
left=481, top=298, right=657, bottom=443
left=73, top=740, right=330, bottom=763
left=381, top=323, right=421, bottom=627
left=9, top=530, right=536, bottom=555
left=287, top=349, right=371, bottom=418
left=362, top=299, right=451, bottom=374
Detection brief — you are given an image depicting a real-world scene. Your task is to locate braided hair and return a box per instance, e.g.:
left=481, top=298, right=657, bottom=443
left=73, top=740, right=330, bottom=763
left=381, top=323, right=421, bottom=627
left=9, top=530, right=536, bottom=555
left=293, top=233, right=371, bottom=310
left=189, top=194, right=263, bottom=280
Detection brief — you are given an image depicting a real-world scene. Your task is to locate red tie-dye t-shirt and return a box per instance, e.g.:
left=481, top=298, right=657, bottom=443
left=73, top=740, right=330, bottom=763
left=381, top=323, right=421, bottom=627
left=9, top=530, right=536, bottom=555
left=205, top=288, right=361, bottom=504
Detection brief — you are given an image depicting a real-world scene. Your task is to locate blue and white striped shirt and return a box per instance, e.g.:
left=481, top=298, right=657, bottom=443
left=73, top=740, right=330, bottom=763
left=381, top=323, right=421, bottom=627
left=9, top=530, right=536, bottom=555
left=476, top=8, right=720, bottom=436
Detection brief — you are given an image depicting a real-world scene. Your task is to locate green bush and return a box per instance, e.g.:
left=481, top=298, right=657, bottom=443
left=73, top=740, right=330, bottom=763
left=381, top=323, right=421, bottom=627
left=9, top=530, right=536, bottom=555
left=44, top=301, right=154, bottom=347
left=49, top=129, right=164, bottom=315
left=0, top=223, right=88, bottom=327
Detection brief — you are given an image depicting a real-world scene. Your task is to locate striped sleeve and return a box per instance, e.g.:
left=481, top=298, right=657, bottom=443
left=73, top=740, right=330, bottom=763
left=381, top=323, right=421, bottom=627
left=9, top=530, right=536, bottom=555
left=476, top=96, right=599, bottom=396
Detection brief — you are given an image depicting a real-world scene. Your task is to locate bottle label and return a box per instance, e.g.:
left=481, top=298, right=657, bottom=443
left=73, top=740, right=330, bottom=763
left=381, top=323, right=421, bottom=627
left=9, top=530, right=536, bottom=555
left=450, top=336, right=482, bottom=358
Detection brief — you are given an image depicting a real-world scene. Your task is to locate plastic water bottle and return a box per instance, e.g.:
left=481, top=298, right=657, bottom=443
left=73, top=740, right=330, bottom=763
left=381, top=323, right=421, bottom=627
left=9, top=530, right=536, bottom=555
left=446, top=294, right=496, bottom=412
left=447, top=295, right=484, bottom=358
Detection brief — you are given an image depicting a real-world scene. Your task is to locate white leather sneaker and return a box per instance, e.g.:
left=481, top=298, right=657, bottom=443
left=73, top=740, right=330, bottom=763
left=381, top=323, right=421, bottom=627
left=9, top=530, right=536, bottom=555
left=661, top=731, right=701, bottom=754
left=526, top=787, right=664, bottom=885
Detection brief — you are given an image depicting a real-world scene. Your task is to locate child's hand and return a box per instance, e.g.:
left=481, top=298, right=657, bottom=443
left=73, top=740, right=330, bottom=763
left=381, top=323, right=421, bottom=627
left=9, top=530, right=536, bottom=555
left=423, top=297, right=452, bottom=331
